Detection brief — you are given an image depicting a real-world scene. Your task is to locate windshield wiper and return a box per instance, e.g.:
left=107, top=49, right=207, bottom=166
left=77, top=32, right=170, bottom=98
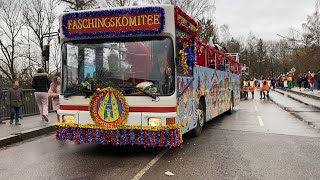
left=63, top=91, right=91, bottom=98
left=120, top=86, right=158, bottom=100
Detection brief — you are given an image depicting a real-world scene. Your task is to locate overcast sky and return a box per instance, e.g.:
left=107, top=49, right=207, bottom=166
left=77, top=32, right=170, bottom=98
left=214, top=0, right=316, bottom=40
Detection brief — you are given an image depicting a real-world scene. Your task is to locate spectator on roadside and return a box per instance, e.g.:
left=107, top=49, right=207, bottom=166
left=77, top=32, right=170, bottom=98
left=308, top=72, right=315, bottom=93
left=287, top=72, right=293, bottom=89
left=32, top=68, right=50, bottom=122
left=315, top=70, right=320, bottom=93
left=297, top=75, right=303, bottom=91
left=7, top=79, right=23, bottom=125
left=271, top=77, right=276, bottom=90
left=48, top=72, right=61, bottom=113
left=0, top=75, right=5, bottom=124
left=303, top=72, right=308, bottom=90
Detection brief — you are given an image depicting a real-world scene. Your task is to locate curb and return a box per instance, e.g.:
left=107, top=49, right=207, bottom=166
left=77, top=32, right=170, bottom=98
left=269, top=94, right=318, bottom=130
left=278, top=88, right=320, bottom=101
left=274, top=89, right=320, bottom=110
left=0, top=124, right=55, bottom=148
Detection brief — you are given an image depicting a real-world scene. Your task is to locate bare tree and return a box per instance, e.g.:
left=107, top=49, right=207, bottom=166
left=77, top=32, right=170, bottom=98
left=0, top=0, right=25, bottom=81
left=23, top=0, right=59, bottom=72
left=101, top=0, right=131, bottom=7
left=147, top=0, right=215, bottom=19
left=49, top=38, right=61, bottom=73
left=60, top=0, right=99, bottom=11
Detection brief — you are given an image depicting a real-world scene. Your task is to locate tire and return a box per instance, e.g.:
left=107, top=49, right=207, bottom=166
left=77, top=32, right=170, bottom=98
left=226, top=92, right=234, bottom=115
left=192, top=101, right=205, bottom=137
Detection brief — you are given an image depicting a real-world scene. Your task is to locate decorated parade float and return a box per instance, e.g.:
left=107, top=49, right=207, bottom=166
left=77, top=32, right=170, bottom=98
left=55, top=4, right=241, bottom=147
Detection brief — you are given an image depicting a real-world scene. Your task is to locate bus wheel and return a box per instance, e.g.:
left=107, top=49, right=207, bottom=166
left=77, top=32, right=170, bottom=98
left=193, top=102, right=205, bottom=137
left=227, top=92, right=234, bottom=115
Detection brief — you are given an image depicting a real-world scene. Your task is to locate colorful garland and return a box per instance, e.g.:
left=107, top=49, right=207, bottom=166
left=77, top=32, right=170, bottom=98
left=56, top=124, right=182, bottom=147
left=89, top=87, right=129, bottom=129
left=62, top=7, right=165, bottom=38
left=174, top=6, right=198, bottom=36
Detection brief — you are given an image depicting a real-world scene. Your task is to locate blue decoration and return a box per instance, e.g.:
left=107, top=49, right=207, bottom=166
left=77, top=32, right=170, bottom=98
left=86, top=129, right=90, bottom=142
left=94, top=129, right=99, bottom=143
left=138, top=130, right=143, bottom=145
left=147, top=131, right=152, bottom=147
left=64, top=127, right=69, bottom=140
left=101, top=130, right=106, bottom=145
left=71, top=127, right=76, bottom=141
left=79, top=128, right=83, bottom=142
left=156, top=131, right=160, bottom=146
left=174, top=129, right=177, bottom=146
left=122, top=129, right=127, bottom=144
left=185, top=46, right=194, bottom=70
left=164, top=129, right=169, bottom=147
left=130, top=129, right=135, bottom=145
left=57, top=127, right=62, bottom=140
left=115, top=130, right=120, bottom=145
left=62, top=7, right=165, bottom=39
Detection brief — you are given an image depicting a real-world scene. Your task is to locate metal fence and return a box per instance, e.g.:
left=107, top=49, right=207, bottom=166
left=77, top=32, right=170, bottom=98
left=0, top=89, right=53, bottom=120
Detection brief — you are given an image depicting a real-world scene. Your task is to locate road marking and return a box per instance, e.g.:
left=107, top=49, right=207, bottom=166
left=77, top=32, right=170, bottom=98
left=131, top=148, right=169, bottom=180
left=257, top=116, right=264, bottom=126
left=254, top=105, right=258, bottom=111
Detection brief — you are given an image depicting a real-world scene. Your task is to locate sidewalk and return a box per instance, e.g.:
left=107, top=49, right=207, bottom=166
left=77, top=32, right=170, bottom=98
left=0, top=114, right=56, bottom=148
left=268, top=90, right=320, bottom=130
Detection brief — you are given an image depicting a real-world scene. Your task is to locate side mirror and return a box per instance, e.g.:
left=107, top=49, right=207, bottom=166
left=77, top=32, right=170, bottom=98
left=42, top=45, right=50, bottom=61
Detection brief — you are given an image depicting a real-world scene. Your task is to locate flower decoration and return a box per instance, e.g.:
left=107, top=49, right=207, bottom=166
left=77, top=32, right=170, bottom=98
left=80, top=77, right=96, bottom=98
left=179, top=50, right=188, bottom=75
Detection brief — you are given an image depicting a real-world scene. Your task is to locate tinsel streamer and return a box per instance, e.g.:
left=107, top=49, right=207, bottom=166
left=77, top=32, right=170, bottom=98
left=57, top=126, right=62, bottom=140
left=71, top=127, right=76, bottom=141
left=75, top=128, right=80, bottom=144
left=101, top=130, right=106, bottom=145
left=79, top=128, right=83, bottom=143
left=134, top=130, right=139, bottom=145
left=126, top=129, right=130, bottom=145
left=147, top=131, right=152, bottom=147
left=152, top=131, right=156, bottom=147
left=122, top=129, right=127, bottom=145
left=139, top=130, right=144, bottom=146
left=111, top=131, right=115, bottom=145
left=84, top=129, right=89, bottom=143
left=115, top=130, right=120, bottom=145
left=130, top=129, right=135, bottom=145
left=160, top=130, right=165, bottom=147
left=170, top=129, right=174, bottom=147
left=173, top=129, right=177, bottom=147
left=68, top=127, right=72, bottom=141
left=164, top=129, right=169, bottom=147
left=107, top=131, right=112, bottom=145
left=143, top=130, right=148, bottom=148
left=119, top=130, right=123, bottom=145
left=105, top=130, right=110, bottom=145
left=62, top=7, right=165, bottom=38
left=90, top=129, right=94, bottom=143
left=55, top=126, right=59, bottom=140
left=94, top=129, right=99, bottom=144
left=64, top=127, right=68, bottom=140
left=156, top=131, right=160, bottom=146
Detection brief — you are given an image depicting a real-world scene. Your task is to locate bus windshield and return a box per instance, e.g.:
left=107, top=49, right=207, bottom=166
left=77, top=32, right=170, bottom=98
left=61, top=37, right=175, bottom=96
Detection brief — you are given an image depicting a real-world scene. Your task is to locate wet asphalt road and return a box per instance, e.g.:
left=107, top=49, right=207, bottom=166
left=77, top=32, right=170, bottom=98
left=1, top=93, right=320, bottom=180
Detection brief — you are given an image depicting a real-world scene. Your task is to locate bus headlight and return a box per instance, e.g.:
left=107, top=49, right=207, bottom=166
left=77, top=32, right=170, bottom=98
left=148, top=118, right=162, bottom=126
left=62, top=115, right=75, bottom=123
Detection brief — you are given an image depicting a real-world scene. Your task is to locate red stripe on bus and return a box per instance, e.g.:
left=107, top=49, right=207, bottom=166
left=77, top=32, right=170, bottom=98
left=59, top=105, right=176, bottom=112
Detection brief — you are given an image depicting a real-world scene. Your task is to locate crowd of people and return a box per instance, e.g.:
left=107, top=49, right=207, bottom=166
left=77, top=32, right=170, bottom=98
left=0, top=68, right=60, bottom=125
left=243, top=76, right=273, bottom=100
left=277, top=71, right=320, bottom=93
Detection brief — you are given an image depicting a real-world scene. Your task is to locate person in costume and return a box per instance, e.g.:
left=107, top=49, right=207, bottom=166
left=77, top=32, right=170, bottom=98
left=243, top=79, right=249, bottom=100
left=249, top=77, right=256, bottom=99
left=260, top=77, right=268, bottom=99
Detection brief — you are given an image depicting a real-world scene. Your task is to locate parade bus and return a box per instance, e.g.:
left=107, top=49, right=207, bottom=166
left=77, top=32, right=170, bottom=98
left=55, top=4, right=241, bottom=147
